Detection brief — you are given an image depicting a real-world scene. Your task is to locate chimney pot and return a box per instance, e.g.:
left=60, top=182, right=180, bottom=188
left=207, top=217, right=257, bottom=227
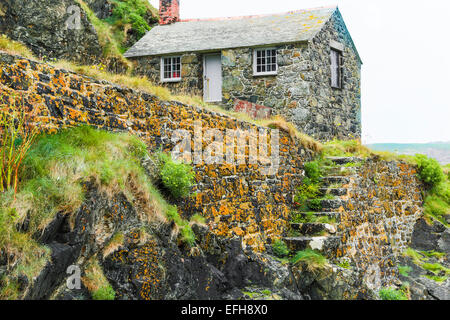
left=159, top=0, right=180, bottom=25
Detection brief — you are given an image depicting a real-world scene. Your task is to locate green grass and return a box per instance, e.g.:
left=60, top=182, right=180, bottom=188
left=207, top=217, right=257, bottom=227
left=420, top=250, right=446, bottom=260
left=403, top=248, right=449, bottom=282
left=82, top=258, right=115, bottom=300
left=378, top=287, right=408, bottom=300
left=0, top=126, right=197, bottom=299
left=75, top=0, right=130, bottom=63
left=105, top=0, right=159, bottom=49
left=322, top=139, right=416, bottom=164
left=0, top=35, right=35, bottom=59
left=404, top=248, right=427, bottom=265
left=398, top=265, right=412, bottom=277
left=290, top=249, right=329, bottom=272
left=423, top=177, right=450, bottom=226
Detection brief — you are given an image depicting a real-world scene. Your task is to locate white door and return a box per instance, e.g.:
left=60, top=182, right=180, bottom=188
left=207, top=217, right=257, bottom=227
left=203, top=54, right=222, bottom=102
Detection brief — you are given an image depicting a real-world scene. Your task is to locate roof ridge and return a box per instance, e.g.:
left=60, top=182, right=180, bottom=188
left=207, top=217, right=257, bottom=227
left=178, top=5, right=337, bottom=23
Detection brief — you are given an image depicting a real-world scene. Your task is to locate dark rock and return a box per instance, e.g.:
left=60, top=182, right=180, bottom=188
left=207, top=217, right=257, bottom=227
left=0, top=0, right=103, bottom=65
left=411, top=218, right=447, bottom=252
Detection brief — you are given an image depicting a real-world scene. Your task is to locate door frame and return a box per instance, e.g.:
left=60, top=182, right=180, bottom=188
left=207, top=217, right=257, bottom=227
left=203, top=53, right=222, bottom=103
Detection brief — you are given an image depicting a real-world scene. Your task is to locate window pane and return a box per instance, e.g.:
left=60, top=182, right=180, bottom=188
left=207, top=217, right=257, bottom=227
left=255, top=49, right=278, bottom=74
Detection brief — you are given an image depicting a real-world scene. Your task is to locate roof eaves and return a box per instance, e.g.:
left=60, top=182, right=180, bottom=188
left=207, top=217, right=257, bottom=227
left=125, top=40, right=311, bottom=58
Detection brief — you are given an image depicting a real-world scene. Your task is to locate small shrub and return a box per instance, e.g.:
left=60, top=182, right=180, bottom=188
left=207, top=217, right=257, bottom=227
left=158, top=153, right=195, bottom=199
left=304, top=161, right=321, bottom=183
left=272, top=239, right=289, bottom=258
left=378, top=287, right=408, bottom=300
left=294, top=182, right=320, bottom=209
left=415, top=154, right=444, bottom=187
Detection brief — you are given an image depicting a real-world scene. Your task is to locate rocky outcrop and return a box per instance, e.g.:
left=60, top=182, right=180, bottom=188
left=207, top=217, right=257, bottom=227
left=10, top=181, right=302, bottom=300
left=397, top=218, right=450, bottom=300
left=0, top=0, right=103, bottom=64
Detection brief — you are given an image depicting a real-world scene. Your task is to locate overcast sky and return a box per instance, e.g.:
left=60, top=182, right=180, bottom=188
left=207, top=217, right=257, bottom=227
left=149, top=0, right=450, bottom=144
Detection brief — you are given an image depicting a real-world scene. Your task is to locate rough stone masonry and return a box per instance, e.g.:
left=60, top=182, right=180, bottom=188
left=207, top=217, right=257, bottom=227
left=0, top=52, right=424, bottom=287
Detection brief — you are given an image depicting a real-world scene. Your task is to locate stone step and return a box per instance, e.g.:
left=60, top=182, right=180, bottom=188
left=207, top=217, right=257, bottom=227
left=323, top=166, right=357, bottom=176
left=292, top=212, right=341, bottom=219
left=326, top=157, right=364, bottom=165
left=284, top=236, right=340, bottom=252
left=306, top=199, right=345, bottom=210
left=290, top=223, right=337, bottom=235
left=320, top=176, right=350, bottom=186
left=319, top=187, right=348, bottom=197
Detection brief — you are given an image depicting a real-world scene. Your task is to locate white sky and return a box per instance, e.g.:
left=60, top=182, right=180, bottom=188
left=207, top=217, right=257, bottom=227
left=149, top=0, right=450, bottom=144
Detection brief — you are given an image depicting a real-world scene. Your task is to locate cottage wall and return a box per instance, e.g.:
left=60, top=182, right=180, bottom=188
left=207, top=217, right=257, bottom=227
left=220, top=10, right=361, bottom=141
left=131, top=11, right=362, bottom=141
left=134, top=52, right=204, bottom=97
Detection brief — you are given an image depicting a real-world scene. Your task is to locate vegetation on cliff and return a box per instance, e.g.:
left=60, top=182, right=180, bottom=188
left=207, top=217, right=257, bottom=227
left=0, top=35, right=34, bottom=60
left=415, top=155, right=449, bottom=226
left=0, top=126, right=196, bottom=299
left=75, top=0, right=158, bottom=68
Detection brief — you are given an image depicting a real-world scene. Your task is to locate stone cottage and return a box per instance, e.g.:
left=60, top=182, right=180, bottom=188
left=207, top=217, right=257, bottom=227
left=125, top=0, right=362, bottom=140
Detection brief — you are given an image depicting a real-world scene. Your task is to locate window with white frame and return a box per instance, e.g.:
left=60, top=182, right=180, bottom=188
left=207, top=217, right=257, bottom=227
left=253, top=48, right=278, bottom=75
left=330, top=48, right=343, bottom=89
left=161, top=56, right=181, bottom=82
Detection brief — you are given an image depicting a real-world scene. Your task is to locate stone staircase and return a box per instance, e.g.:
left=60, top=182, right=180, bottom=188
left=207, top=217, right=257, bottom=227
left=284, top=157, right=363, bottom=257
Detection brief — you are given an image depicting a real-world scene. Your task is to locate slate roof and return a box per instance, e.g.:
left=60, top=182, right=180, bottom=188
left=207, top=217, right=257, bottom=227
left=124, top=6, right=337, bottom=58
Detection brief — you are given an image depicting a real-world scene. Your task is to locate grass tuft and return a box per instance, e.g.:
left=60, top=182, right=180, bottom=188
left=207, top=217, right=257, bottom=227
left=290, top=249, right=329, bottom=273
left=378, top=287, right=408, bottom=300
left=0, top=35, right=35, bottom=59
left=82, top=257, right=116, bottom=300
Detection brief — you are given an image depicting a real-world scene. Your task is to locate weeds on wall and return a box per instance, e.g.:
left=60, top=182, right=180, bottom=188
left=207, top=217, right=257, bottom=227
left=0, top=126, right=198, bottom=299
left=294, top=160, right=323, bottom=211
left=0, top=97, right=39, bottom=196
left=156, top=152, right=195, bottom=199
left=272, top=239, right=290, bottom=258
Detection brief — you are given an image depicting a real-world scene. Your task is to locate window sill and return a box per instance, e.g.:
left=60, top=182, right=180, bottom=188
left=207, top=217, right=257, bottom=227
left=253, top=72, right=278, bottom=77
left=161, top=78, right=182, bottom=83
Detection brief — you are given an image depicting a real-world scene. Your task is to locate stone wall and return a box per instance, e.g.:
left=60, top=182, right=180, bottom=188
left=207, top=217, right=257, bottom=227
left=130, top=10, right=361, bottom=141
left=0, top=52, right=424, bottom=276
left=220, top=10, right=361, bottom=141
left=0, top=52, right=314, bottom=252
left=337, top=159, right=423, bottom=288
left=133, top=52, right=204, bottom=97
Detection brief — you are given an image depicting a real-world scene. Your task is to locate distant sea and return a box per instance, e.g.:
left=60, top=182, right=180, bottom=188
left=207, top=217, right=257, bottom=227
left=366, top=142, right=450, bottom=165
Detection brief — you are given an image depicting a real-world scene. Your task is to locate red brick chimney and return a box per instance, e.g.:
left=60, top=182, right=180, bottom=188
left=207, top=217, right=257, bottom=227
left=159, top=0, right=180, bottom=25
